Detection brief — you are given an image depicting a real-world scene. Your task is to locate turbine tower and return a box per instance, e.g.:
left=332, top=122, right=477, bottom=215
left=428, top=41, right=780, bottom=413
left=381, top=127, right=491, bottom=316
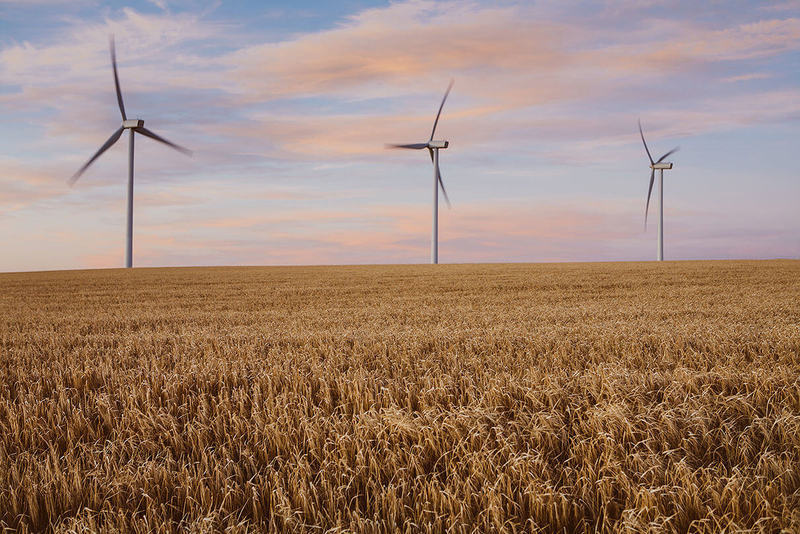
left=69, top=36, right=191, bottom=268
left=387, top=81, right=454, bottom=264
left=639, top=120, right=678, bottom=262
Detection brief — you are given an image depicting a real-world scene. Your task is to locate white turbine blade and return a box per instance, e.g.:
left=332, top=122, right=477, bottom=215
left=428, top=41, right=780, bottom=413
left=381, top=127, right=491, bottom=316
left=135, top=127, right=192, bottom=156
left=429, top=80, right=453, bottom=141
left=68, top=127, right=125, bottom=186
left=435, top=159, right=451, bottom=208
left=387, top=143, right=428, bottom=149
left=656, top=147, right=679, bottom=163
left=644, top=168, right=655, bottom=228
left=110, top=36, right=127, bottom=121
left=638, top=119, right=654, bottom=165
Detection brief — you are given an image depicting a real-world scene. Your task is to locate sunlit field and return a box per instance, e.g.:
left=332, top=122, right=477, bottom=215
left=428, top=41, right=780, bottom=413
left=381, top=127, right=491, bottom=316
left=1, top=261, right=798, bottom=532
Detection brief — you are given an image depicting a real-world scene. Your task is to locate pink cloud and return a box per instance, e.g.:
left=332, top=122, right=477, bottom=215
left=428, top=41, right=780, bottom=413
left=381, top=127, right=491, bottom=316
left=226, top=2, right=568, bottom=97
left=0, top=157, right=70, bottom=210
left=221, top=3, right=800, bottom=107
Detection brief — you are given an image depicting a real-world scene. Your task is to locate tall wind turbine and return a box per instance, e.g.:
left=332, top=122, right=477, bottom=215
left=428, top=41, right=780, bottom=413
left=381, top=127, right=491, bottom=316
left=69, top=36, right=191, bottom=268
left=639, top=120, right=678, bottom=262
left=387, top=81, right=454, bottom=264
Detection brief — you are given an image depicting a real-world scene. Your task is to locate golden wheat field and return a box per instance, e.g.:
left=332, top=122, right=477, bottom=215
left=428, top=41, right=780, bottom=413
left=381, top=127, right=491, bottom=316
left=0, top=260, right=799, bottom=533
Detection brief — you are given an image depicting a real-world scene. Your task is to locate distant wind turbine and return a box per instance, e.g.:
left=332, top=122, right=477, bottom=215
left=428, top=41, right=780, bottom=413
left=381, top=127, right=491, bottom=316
left=69, top=36, right=192, bottom=269
left=639, top=120, right=678, bottom=262
left=387, top=81, right=454, bottom=264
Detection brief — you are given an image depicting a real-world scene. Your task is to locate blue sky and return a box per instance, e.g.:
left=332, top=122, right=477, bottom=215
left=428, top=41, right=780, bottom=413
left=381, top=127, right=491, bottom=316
left=1, top=0, right=798, bottom=271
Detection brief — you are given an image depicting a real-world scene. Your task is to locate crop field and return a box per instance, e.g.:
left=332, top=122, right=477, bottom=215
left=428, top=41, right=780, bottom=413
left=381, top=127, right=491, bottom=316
left=0, top=260, right=799, bottom=532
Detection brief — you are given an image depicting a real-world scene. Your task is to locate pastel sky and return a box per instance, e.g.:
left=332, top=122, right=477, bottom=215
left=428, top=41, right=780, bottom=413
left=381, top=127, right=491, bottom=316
left=1, top=0, right=799, bottom=271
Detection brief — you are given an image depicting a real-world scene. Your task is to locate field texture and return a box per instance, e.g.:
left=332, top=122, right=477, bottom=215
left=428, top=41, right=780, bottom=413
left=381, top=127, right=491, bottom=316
left=1, top=261, right=799, bottom=532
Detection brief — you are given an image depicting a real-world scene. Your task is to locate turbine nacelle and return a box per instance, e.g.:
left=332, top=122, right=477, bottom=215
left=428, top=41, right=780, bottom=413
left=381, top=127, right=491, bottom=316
left=123, top=119, right=144, bottom=129
left=651, top=162, right=673, bottom=170
left=428, top=140, right=448, bottom=149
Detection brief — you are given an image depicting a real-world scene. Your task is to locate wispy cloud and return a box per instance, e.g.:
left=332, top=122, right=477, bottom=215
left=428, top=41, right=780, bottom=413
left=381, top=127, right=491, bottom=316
left=722, top=73, right=773, bottom=83
left=146, top=0, right=168, bottom=12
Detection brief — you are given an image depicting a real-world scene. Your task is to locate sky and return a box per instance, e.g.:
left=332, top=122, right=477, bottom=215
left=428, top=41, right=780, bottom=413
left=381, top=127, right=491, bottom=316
left=1, top=0, right=798, bottom=272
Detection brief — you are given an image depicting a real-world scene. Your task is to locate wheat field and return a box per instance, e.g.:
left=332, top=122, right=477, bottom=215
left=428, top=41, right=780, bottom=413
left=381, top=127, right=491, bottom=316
left=0, top=260, right=798, bottom=532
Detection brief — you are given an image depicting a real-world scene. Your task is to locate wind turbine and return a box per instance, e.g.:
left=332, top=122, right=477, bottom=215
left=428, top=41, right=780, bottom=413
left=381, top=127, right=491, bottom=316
left=68, top=36, right=191, bottom=269
left=639, top=120, right=678, bottom=262
left=387, top=81, right=454, bottom=264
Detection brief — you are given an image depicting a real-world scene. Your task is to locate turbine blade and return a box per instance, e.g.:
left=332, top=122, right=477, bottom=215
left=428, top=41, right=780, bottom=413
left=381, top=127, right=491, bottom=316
left=644, top=169, right=655, bottom=228
left=429, top=79, right=454, bottom=142
left=428, top=147, right=433, bottom=163
left=638, top=119, right=654, bottom=165
left=435, top=159, right=451, bottom=208
left=386, top=143, right=428, bottom=149
left=656, top=147, right=679, bottom=163
left=68, top=127, right=125, bottom=186
left=110, top=35, right=127, bottom=121
left=135, top=127, right=192, bottom=156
